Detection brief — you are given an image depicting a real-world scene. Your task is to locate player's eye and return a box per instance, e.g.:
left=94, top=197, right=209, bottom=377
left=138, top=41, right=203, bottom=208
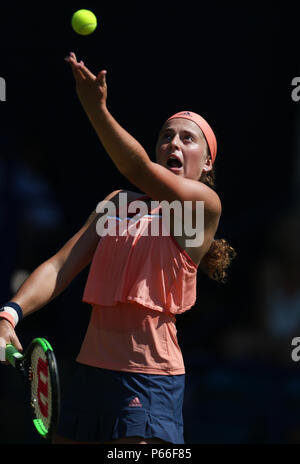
left=162, top=133, right=173, bottom=141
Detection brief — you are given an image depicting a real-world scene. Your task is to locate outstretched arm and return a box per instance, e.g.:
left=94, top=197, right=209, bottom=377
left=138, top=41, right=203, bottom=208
left=65, top=53, right=221, bottom=217
left=65, top=52, right=149, bottom=179
left=0, top=190, right=121, bottom=355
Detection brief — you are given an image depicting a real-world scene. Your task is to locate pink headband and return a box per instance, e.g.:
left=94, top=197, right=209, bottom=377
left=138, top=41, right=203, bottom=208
left=167, top=111, right=217, bottom=164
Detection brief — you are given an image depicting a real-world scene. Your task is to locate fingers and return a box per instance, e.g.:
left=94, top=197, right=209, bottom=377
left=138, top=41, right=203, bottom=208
left=65, top=52, right=86, bottom=81
left=65, top=52, right=107, bottom=85
left=0, top=337, right=22, bottom=364
left=77, top=61, right=96, bottom=80
left=65, top=51, right=78, bottom=64
left=70, top=51, right=77, bottom=62
left=0, top=318, right=23, bottom=364
left=65, top=52, right=97, bottom=81
left=11, top=333, right=23, bottom=353
left=64, top=51, right=78, bottom=67
left=96, top=70, right=107, bottom=86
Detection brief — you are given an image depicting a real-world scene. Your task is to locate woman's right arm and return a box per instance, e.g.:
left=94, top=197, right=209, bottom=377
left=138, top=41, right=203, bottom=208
left=0, top=189, right=122, bottom=354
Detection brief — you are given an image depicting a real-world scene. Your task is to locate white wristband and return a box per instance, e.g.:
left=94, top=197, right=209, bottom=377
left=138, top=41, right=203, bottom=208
left=1, top=306, right=20, bottom=326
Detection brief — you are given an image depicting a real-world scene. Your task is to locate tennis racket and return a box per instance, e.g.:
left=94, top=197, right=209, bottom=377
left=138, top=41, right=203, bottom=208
left=6, top=337, right=60, bottom=440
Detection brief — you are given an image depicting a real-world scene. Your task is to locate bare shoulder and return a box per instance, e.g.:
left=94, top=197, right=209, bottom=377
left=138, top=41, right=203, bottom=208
left=111, top=190, right=146, bottom=206
left=174, top=179, right=222, bottom=227
left=200, top=183, right=222, bottom=218
left=94, top=189, right=123, bottom=212
left=100, top=189, right=125, bottom=206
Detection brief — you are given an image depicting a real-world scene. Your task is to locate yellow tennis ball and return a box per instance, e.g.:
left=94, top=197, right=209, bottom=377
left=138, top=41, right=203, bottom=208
left=71, top=9, right=97, bottom=36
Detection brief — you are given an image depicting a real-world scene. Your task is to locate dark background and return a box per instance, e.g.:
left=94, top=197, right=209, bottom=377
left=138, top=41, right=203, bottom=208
left=1, top=1, right=300, bottom=444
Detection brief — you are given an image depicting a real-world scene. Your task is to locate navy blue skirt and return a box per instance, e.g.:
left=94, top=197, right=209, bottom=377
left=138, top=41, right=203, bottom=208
left=57, top=363, right=185, bottom=443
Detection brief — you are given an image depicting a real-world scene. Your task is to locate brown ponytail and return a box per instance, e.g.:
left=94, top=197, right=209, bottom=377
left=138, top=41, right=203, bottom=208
left=200, top=237, right=237, bottom=283
left=199, top=163, right=237, bottom=283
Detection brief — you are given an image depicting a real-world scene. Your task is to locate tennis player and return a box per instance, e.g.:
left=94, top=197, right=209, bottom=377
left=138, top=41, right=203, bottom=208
left=0, top=52, right=236, bottom=444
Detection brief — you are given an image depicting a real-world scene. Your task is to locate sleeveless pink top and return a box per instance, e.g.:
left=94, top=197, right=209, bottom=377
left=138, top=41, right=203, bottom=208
left=76, top=195, right=198, bottom=375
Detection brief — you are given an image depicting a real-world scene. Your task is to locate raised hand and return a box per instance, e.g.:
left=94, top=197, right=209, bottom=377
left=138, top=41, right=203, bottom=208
left=65, top=52, right=107, bottom=118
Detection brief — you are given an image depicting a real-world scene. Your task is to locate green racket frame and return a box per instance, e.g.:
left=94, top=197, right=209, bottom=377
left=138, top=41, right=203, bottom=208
left=6, top=338, right=60, bottom=440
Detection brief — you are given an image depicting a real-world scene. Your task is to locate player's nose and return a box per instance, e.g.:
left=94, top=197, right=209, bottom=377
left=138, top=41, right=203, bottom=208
left=168, top=134, right=180, bottom=149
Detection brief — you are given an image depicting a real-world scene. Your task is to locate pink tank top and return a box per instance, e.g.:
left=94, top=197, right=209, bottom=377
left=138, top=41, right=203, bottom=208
left=76, top=195, right=198, bottom=374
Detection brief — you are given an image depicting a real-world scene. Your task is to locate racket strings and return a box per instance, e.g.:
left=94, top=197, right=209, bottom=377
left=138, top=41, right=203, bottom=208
left=30, top=345, right=53, bottom=433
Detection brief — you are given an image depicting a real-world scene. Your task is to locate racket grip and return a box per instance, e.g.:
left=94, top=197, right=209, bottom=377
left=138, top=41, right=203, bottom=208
left=5, top=344, right=22, bottom=367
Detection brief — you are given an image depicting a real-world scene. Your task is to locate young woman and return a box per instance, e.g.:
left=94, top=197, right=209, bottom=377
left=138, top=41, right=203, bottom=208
left=0, top=52, right=235, bottom=444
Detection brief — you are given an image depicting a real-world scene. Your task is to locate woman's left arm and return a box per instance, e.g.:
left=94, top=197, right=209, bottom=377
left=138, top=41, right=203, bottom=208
left=65, top=52, right=150, bottom=176
left=65, top=53, right=221, bottom=217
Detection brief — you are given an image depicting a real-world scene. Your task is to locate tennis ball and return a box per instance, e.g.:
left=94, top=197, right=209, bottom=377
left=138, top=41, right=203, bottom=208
left=71, top=9, right=97, bottom=36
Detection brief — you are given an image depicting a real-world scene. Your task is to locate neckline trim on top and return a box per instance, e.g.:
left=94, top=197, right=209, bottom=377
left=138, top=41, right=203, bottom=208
left=132, top=195, right=199, bottom=269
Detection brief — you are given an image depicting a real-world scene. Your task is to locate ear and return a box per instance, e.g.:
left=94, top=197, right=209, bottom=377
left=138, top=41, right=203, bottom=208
left=202, top=153, right=213, bottom=173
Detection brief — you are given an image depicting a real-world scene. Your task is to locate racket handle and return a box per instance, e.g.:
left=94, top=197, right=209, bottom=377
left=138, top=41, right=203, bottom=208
left=6, top=344, right=23, bottom=367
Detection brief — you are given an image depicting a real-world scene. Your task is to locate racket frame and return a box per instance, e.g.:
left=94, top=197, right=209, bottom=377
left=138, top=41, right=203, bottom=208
left=6, top=338, right=60, bottom=440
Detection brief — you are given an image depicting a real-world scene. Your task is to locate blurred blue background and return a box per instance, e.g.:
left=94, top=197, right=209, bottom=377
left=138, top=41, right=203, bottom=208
left=1, top=1, right=300, bottom=444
